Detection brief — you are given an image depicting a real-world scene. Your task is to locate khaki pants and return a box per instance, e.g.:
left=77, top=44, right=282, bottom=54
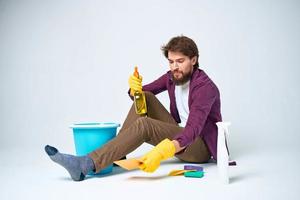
left=89, top=91, right=211, bottom=173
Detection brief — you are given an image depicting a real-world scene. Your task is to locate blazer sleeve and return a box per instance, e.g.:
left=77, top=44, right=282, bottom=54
left=173, top=82, right=217, bottom=147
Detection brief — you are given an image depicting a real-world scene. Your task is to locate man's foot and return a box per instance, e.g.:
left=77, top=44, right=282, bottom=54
left=44, top=145, right=95, bottom=181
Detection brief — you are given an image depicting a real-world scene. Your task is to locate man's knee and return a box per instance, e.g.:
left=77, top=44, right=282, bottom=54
left=144, top=91, right=162, bottom=105
left=144, top=91, right=156, bottom=99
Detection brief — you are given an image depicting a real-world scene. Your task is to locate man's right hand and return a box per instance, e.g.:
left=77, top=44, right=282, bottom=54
left=128, top=74, right=143, bottom=96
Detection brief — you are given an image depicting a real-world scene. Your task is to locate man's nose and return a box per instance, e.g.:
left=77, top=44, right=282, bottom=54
left=172, top=62, right=179, bottom=69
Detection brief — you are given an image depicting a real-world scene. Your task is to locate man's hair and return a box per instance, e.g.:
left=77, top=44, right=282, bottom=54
left=161, top=35, right=199, bottom=68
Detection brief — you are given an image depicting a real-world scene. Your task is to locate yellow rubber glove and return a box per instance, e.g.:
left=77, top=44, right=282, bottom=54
left=139, top=139, right=176, bottom=173
left=128, top=74, right=143, bottom=96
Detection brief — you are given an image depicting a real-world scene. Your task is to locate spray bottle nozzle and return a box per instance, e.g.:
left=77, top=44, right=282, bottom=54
left=134, top=66, right=139, bottom=78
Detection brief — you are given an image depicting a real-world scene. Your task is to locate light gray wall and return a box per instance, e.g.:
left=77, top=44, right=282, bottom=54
left=0, top=0, right=299, bottom=156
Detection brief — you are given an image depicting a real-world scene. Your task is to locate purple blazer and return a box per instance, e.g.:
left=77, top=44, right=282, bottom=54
left=142, top=68, right=222, bottom=160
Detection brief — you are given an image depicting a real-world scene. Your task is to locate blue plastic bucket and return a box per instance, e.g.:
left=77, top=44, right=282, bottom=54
left=70, top=122, right=120, bottom=175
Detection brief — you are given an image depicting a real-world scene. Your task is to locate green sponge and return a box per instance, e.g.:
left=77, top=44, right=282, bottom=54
left=184, top=171, right=204, bottom=178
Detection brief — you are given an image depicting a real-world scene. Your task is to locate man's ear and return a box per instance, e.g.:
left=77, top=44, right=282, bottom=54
left=191, top=56, right=197, bottom=65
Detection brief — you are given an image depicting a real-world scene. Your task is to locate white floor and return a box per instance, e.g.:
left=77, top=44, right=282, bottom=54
left=0, top=145, right=299, bottom=200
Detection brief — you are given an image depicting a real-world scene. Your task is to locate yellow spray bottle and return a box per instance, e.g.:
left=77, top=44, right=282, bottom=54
left=133, top=66, right=147, bottom=115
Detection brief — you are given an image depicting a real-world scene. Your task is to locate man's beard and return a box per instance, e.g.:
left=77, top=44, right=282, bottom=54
left=171, top=69, right=193, bottom=85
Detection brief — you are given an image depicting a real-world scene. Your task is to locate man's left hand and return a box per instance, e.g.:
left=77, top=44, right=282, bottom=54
left=139, top=138, right=176, bottom=173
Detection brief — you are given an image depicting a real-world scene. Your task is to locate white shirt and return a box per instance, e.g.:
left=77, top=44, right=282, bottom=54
left=175, top=81, right=190, bottom=127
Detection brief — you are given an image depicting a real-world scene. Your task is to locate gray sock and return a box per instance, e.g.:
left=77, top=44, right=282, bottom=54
left=44, top=145, right=95, bottom=181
